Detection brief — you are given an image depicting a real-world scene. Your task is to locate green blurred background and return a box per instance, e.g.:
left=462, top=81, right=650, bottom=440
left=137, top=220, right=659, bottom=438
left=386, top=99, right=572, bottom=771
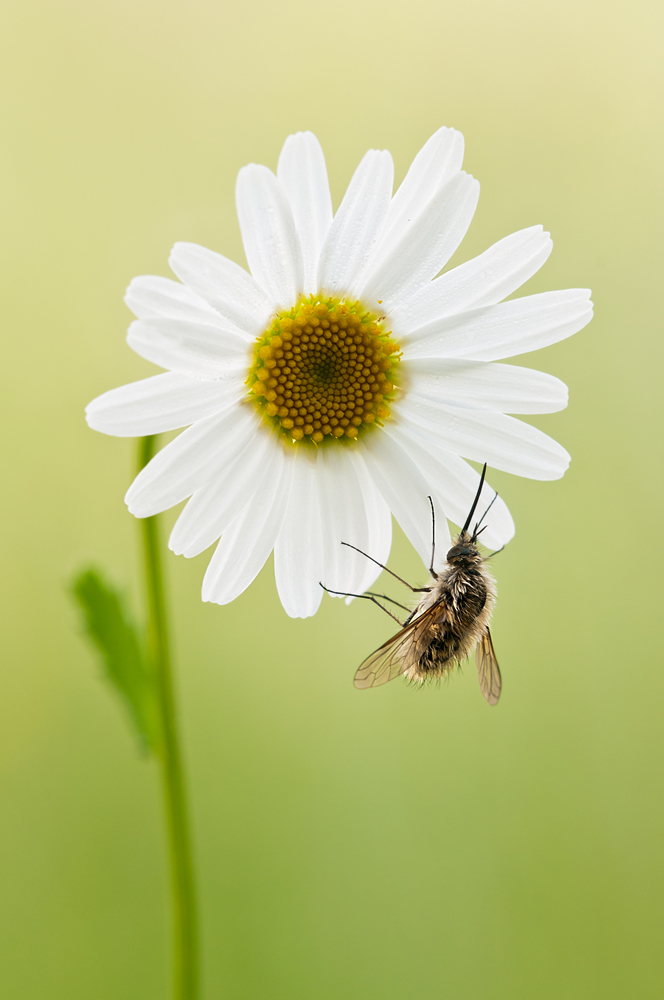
left=1, top=0, right=662, bottom=996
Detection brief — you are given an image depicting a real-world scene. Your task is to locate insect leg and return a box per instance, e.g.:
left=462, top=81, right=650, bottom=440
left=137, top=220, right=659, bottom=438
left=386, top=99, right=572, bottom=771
left=462, top=463, right=488, bottom=534
left=362, top=592, right=412, bottom=613
left=340, top=542, right=430, bottom=593
left=319, top=583, right=405, bottom=625
left=484, top=545, right=505, bottom=560
left=472, top=489, right=499, bottom=540
left=427, top=496, right=438, bottom=580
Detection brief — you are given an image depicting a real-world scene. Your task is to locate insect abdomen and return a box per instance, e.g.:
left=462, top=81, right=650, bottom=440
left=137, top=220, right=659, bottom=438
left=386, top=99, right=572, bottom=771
left=407, top=569, right=493, bottom=684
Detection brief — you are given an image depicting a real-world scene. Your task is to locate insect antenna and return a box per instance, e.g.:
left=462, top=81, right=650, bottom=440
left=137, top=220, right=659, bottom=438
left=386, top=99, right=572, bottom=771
left=461, top=463, right=488, bottom=535
left=471, top=490, right=499, bottom=542
left=427, top=496, right=438, bottom=579
left=340, top=542, right=431, bottom=593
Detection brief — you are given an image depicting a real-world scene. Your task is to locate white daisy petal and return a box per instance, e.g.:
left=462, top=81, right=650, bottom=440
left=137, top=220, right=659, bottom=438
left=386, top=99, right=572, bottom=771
left=277, top=132, right=333, bottom=295
left=169, top=428, right=280, bottom=558
left=168, top=243, right=272, bottom=338
left=389, top=226, right=553, bottom=334
left=125, top=404, right=259, bottom=517
left=404, top=357, right=568, bottom=414
left=127, top=317, right=249, bottom=379
left=398, top=396, right=570, bottom=480
left=317, top=149, right=394, bottom=297
left=316, top=448, right=356, bottom=596
left=316, top=447, right=391, bottom=598
left=235, top=164, right=304, bottom=308
left=86, top=372, right=236, bottom=437
left=402, top=289, right=593, bottom=361
left=374, top=126, right=464, bottom=254
left=383, top=423, right=515, bottom=549
left=346, top=449, right=393, bottom=595
left=360, top=171, right=480, bottom=311
left=125, top=275, right=222, bottom=324
left=274, top=447, right=325, bottom=618
left=360, top=432, right=452, bottom=572
left=202, top=447, right=294, bottom=606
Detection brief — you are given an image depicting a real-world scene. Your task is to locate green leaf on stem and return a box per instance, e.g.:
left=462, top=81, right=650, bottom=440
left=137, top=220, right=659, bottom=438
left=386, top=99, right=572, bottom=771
left=71, top=568, right=161, bottom=754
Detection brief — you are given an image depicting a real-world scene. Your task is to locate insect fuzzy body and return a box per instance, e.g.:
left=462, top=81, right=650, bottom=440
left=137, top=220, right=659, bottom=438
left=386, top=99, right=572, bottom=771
left=395, top=529, right=497, bottom=689
left=323, top=463, right=502, bottom=705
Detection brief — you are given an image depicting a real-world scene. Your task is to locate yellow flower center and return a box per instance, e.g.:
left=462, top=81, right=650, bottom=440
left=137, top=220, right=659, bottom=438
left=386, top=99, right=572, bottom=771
left=247, top=295, right=400, bottom=444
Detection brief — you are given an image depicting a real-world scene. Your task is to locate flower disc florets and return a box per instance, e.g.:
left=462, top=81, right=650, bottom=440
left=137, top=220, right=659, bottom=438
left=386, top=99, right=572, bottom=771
left=248, top=295, right=401, bottom=444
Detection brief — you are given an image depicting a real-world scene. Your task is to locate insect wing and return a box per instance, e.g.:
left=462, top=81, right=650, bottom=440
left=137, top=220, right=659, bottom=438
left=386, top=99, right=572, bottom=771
left=354, top=601, right=445, bottom=689
left=475, top=627, right=501, bottom=705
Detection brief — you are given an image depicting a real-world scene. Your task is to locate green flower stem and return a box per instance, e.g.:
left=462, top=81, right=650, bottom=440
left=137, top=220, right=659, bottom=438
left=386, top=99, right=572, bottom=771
left=138, top=436, right=198, bottom=1000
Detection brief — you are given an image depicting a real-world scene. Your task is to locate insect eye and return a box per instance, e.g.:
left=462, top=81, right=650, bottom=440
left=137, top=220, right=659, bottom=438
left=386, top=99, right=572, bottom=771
left=448, top=545, right=472, bottom=560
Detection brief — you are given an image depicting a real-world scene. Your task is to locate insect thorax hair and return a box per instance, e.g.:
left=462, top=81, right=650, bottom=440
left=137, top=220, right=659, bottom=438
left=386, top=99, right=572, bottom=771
left=404, top=530, right=496, bottom=685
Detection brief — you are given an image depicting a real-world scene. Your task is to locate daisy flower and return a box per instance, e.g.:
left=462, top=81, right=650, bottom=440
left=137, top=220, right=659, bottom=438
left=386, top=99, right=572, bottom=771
left=86, top=128, right=592, bottom=618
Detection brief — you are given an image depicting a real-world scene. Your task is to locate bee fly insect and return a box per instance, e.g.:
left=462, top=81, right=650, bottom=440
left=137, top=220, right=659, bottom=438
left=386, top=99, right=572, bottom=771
left=321, top=463, right=502, bottom=705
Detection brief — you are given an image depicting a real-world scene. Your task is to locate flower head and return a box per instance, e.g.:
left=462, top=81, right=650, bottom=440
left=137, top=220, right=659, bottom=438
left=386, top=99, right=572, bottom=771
left=86, top=128, right=592, bottom=617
